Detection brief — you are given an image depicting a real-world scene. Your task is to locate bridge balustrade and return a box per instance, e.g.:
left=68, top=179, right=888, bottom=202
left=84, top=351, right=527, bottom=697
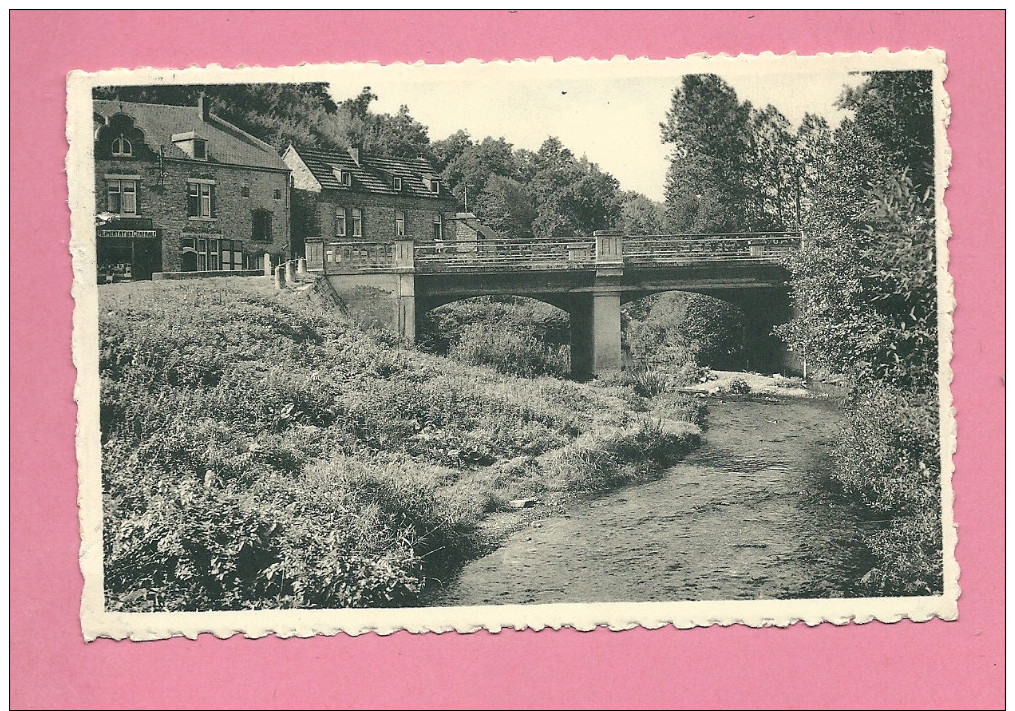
left=305, top=232, right=801, bottom=274
left=306, top=240, right=396, bottom=273
left=414, top=239, right=596, bottom=271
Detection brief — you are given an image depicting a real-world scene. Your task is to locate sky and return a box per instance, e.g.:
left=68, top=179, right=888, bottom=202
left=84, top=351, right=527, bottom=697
left=323, top=56, right=866, bottom=202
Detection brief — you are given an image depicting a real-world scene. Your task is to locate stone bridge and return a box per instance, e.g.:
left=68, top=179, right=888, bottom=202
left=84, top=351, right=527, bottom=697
left=305, top=230, right=802, bottom=377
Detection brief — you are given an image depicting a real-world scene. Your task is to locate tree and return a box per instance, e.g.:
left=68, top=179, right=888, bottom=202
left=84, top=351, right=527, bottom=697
left=837, top=70, right=935, bottom=193
left=660, top=74, right=756, bottom=232
left=441, top=136, right=517, bottom=207
left=361, top=104, right=432, bottom=160
left=472, top=176, right=536, bottom=239
left=93, top=82, right=351, bottom=154
left=747, top=105, right=797, bottom=229
left=617, top=191, right=667, bottom=235
left=775, top=69, right=937, bottom=396
left=431, top=130, right=473, bottom=173
left=337, top=87, right=432, bottom=160
left=529, top=138, right=621, bottom=240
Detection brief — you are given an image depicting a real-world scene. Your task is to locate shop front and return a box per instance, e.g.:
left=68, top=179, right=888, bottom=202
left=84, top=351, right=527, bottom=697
left=96, top=217, right=162, bottom=283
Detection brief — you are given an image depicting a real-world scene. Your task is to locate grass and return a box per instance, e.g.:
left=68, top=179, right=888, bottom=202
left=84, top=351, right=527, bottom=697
left=99, top=277, right=703, bottom=611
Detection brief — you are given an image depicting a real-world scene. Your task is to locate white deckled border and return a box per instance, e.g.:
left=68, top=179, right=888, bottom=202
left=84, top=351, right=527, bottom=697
left=69, top=49, right=957, bottom=642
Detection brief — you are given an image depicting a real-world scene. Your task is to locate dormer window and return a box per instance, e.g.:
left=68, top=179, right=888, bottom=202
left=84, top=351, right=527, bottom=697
left=171, top=131, right=209, bottom=161
left=430, top=179, right=441, bottom=195
left=392, top=176, right=403, bottom=191
left=333, top=168, right=352, bottom=187
left=111, top=135, right=132, bottom=157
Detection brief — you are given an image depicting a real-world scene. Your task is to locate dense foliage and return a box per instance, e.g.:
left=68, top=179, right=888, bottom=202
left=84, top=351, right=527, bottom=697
left=100, top=280, right=702, bottom=611
left=781, top=71, right=940, bottom=594
left=661, top=70, right=941, bottom=594
left=97, top=82, right=641, bottom=243
left=419, top=297, right=571, bottom=379
left=622, top=292, right=747, bottom=373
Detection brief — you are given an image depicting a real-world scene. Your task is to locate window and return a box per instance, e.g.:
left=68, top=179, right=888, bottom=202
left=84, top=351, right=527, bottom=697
left=106, top=179, right=137, bottom=215
left=393, top=176, right=402, bottom=191
left=351, top=207, right=363, bottom=237
left=187, top=181, right=215, bottom=218
left=184, top=237, right=244, bottom=272
left=193, top=139, right=207, bottom=160
left=111, top=135, right=132, bottom=157
left=335, top=207, right=347, bottom=237
left=220, top=239, right=243, bottom=271
left=432, top=213, right=444, bottom=241
left=333, top=168, right=351, bottom=186
left=241, top=185, right=250, bottom=198
left=430, top=179, right=441, bottom=195
left=252, top=211, right=272, bottom=241
left=273, top=189, right=282, bottom=200
left=395, top=210, right=406, bottom=237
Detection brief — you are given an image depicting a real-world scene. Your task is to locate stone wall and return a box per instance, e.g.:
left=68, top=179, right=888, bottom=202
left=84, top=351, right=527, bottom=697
left=96, top=157, right=290, bottom=272
left=294, top=188, right=463, bottom=245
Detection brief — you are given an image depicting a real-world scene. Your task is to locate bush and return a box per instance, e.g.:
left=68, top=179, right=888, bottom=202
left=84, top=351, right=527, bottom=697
left=622, top=292, right=747, bottom=371
left=835, top=384, right=941, bottom=595
left=717, top=377, right=752, bottom=396
left=547, top=419, right=701, bottom=494
left=448, top=322, right=569, bottom=378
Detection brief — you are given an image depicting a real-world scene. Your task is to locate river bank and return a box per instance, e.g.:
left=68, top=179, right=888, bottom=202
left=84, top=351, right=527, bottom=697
left=98, top=278, right=706, bottom=611
left=431, top=389, right=874, bottom=606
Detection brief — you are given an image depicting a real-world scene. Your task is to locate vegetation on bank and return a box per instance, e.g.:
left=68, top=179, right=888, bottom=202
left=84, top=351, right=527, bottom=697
left=99, top=279, right=702, bottom=612
left=659, top=69, right=942, bottom=596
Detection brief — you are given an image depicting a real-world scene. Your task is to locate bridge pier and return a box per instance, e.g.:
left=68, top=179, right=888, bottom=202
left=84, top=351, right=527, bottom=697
left=568, top=293, right=622, bottom=379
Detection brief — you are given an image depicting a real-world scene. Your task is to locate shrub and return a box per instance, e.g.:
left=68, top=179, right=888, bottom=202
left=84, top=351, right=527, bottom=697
left=448, top=322, right=569, bottom=378
left=718, top=377, right=752, bottom=396
left=547, top=419, right=701, bottom=494
left=835, top=384, right=941, bottom=595
left=622, top=292, right=747, bottom=371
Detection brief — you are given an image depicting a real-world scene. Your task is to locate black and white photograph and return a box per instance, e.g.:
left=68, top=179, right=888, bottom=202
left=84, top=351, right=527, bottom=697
left=69, top=51, right=956, bottom=639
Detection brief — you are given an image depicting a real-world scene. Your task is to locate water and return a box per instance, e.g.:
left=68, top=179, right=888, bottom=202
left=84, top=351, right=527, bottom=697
left=436, top=396, right=873, bottom=605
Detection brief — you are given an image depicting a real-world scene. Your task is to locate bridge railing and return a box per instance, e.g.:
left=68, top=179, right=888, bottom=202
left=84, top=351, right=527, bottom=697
left=305, top=231, right=801, bottom=274
left=623, top=232, right=802, bottom=265
left=306, top=240, right=396, bottom=273
left=414, top=238, right=596, bottom=271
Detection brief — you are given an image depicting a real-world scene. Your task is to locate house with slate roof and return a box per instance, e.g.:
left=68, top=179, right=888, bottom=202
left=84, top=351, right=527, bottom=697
left=93, top=96, right=290, bottom=281
left=283, top=144, right=467, bottom=262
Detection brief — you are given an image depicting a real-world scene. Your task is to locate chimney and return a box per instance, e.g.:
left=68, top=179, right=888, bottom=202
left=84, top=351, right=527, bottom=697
left=348, top=145, right=361, bottom=166
left=198, top=93, right=210, bottom=121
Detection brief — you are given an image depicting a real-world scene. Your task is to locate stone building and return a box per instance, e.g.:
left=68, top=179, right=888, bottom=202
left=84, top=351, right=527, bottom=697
left=283, top=145, right=466, bottom=263
left=93, top=96, right=290, bottom=281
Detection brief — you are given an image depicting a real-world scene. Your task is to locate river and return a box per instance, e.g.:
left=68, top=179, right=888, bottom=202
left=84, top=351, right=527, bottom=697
left=435, top=394, right=873, bottom=606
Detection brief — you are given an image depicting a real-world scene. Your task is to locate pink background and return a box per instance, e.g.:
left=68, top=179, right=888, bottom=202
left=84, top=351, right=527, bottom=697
left=10, top=11, right=1004, bottom=709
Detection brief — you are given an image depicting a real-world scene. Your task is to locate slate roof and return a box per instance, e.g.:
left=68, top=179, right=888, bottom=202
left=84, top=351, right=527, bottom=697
left=291, top=146, right=454, bottom=200
left=93, top=99, right=287, bottom=170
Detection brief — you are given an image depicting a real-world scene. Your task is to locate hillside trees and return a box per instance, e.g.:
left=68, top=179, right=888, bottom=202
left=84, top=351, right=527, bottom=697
left=339, top=87, right=433, bottom=160
left=94, top=83, right=352, bottom=154
left=660, top=74, right=757, bottom=231
left=434, top=134, right=624, bottom=240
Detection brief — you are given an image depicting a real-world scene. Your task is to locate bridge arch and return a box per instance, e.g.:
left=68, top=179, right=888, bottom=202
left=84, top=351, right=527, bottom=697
left=620, top=290, right=749, bottom=372
left=620, top=286, right=798, bottom=374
